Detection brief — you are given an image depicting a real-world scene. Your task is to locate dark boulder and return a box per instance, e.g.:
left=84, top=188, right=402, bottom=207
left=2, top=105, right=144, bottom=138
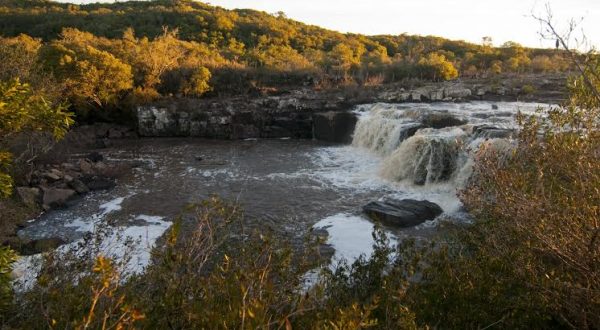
left=421, top=112, right=467, bottom=129
left=313, top=111, right=358, bottom=143
left=68, top=179, right=90, bottom=194
left=363, top=199, right=443, bottom=227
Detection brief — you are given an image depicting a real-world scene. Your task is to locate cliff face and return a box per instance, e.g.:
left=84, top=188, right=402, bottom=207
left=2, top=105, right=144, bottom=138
left=137, top=74, right=567, bottom=140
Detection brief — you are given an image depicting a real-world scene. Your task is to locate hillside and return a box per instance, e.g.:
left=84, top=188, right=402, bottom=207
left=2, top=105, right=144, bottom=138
left=0, top=0, right=572, bottom=117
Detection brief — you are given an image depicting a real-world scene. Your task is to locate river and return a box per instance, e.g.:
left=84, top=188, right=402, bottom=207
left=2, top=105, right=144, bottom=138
left=14, top=101, right=550, bottom=287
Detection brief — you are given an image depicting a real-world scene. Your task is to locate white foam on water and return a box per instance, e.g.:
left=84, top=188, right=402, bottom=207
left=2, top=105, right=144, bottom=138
left=266, top=146, right=390, bottom=192
left=99, top=215, right=172, bottom=274
left=309, top=147, right=390, bottom=191
left=183, top=167, right=239, bottom=180
left=13, top=214, right=171, bottom=292
left=313, top=213, right=381, bottom=263
left=60, top=196, right=129, bottom=233
left=13, top=192, right=171, bottom=291
left=99, top=196, right=126, bottom=216
left=64, top=217, right=95, bottom=232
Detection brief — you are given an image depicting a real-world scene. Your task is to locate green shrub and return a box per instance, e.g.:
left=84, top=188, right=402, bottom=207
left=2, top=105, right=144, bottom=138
left=521, top=83, right=536, bottom=94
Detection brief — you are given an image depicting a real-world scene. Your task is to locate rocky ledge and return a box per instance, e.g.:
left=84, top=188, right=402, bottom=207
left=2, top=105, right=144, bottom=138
left=137, top=74, right=567, bottom=140
left=137, top=91, right=359, bottom=143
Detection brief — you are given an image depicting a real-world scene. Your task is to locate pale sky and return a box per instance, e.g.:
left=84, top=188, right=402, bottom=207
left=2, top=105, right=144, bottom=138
left=59, top=0, right=600, bottom=49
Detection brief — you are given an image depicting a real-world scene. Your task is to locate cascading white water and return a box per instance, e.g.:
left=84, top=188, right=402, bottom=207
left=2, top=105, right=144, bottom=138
left=351, top=102, right=546, bottom=188
left=380, top=127, right=467, bottom=185
left=352, top=104, right=422, bottom=155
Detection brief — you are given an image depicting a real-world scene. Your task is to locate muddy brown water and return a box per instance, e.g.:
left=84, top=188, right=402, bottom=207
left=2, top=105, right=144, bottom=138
left=18, top=101, right=551, bottom=270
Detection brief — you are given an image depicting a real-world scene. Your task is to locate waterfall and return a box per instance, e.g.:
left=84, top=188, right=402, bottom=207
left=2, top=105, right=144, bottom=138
left=350, top=102, right=528, bottom=188
left=352, top=105, right=422, bottom=155
left=379, top=128, right=466, bottom=185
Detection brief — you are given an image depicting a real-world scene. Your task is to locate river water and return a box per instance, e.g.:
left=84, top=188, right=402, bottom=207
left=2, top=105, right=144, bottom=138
left=15, top=101, right=550, bottom=284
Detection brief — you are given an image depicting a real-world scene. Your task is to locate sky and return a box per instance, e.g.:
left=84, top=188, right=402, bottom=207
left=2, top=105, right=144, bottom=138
left=61, top=0, right=600, bottom=49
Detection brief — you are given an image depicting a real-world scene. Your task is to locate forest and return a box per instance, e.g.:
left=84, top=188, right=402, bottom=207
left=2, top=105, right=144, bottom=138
left=0, top=0, right=573, bottom=117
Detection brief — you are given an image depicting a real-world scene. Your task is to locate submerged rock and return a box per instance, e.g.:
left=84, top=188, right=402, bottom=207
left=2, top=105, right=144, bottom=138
left=473, top=125, right=515, bottom=139
left=421, top=112, right=467, bottom=129
left=363, top=199, right=443, bottom=227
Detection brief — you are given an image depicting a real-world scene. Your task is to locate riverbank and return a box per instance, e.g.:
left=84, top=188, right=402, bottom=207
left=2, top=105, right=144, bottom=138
left=138, top=73, right=566, bottom=139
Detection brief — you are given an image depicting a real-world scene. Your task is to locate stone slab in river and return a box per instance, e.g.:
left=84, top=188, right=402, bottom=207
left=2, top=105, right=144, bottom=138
left=363, top=199, right=443, bottom=227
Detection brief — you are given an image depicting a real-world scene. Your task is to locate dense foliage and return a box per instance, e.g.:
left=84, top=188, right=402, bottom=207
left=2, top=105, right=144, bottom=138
left=0, top=0, right=574, bottom=117
left=0, top=79, right=73, bottom=197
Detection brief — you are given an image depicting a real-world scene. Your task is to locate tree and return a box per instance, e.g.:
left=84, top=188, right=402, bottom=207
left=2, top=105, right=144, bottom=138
left=41, top=40, right=133, bottom=108
left=481, top=36, right=493, bottom=47
left=326, top=42, right=365, bottom=80
left=0, top=79, right=73, bottom=196
left=360, top=44, right=391, bottom=81
left=417, top=53, right=458, bottom=81
left=0, top=78, right=72, bottom=313
left=490, top=60, right=503, bottom=74
left=502, top=43, right=531, bottom=73
left=180, top=66, right=212, bottom=96
left=0, top=35, right=41, bottom=82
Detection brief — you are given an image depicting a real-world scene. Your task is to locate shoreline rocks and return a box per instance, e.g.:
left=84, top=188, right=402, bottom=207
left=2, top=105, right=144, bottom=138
left=137, top=74, right=566, bottom=140
left=15, top=153, right=124, bottom=211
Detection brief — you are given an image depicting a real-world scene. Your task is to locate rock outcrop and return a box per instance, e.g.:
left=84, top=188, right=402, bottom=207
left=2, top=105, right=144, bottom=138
left=420, top=113, right=467, bottom=129
left=313, top=111, right=358, bottom=143
left=137, top=74, right=567, bottom=139
left=16, top=152, right=125, bottom=212
left=363, top=199, right=443, bottom=227
left=138, top=98, right=319, bottom=139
